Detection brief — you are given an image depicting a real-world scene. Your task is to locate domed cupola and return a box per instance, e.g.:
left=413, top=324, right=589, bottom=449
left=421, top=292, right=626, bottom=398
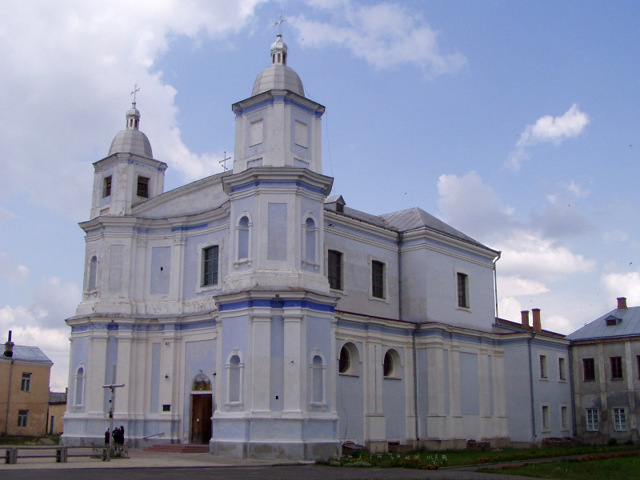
left=108, top=101, right=153, bottom=158
left=251, top=31, right=304, bottom=97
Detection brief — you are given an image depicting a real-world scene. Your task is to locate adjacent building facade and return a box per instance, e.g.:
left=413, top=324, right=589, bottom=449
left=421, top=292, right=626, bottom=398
left=569, top=297, right=640, bottom=444
left=62, top=33, right=576, bottom=458
left=1, top=333, right=54, bottom=437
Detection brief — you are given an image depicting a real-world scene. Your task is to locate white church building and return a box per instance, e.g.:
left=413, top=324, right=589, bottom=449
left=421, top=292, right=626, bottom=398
left=62, top=32, right=573, bottom=459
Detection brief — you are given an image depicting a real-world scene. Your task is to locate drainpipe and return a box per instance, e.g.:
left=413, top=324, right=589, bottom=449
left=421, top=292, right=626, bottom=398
left=568, top=345, right=577, bottom=440
left=492, top=252, right=501, bottom=320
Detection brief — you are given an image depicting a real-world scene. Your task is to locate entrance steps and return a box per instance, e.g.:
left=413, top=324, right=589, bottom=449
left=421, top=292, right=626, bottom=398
left=145, top=444, right=210, bottom=453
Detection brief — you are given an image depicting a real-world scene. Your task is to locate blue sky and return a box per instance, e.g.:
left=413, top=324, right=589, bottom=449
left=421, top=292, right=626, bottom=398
left=0, top=0, right=638, bottom=390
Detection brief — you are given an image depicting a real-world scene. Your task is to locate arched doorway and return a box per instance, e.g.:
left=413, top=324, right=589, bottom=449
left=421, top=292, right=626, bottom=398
left=190, top=373, right=213, bottom=444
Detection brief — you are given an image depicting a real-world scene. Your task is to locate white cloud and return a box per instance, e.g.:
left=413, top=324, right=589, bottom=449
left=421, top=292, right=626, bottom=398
left=290, top=2, right=466, bottom=76
left=601, top=271, right=640, bottom=305
left=506, top=104, right=590, bottom=170
left=0, top=1, right=265, bottom=220
left=0, top=252, right=29, bottom=284
left=497, top=275, right=549, bottom=298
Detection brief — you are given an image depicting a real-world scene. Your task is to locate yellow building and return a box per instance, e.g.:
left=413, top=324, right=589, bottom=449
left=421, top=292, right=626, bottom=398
left=47, top=391, right=67, bottom=435
left=1, top=333, right=53, bottom=437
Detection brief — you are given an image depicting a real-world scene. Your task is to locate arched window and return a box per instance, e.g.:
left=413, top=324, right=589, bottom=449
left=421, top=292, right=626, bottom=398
left=338, top=342, right=360, bottom=376
left=88, top=256, right=98, bottom=291
left=304, top=217, right=316, bottom=264
left=311, top=354, right=325, bottom=404
left=237, top=216, right=250, bottom=260
left=227, top=354, right=243, bottom=404
left=74, top=366, right=85, bottom=406
left=383, top=349, right=402, bottom=378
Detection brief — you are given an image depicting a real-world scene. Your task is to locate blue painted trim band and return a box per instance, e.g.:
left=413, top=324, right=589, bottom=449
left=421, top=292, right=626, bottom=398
left=171, top=223, right=208, bottom=232
left=219, top=298, right=335, bottom=313
left=231, top=180, right=323, bottom=195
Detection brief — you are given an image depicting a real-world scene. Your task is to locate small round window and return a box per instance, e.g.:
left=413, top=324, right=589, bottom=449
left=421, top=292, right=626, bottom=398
left=339, top=346, right=350, bottom=374
left=338, top=342, right=359, bottom=375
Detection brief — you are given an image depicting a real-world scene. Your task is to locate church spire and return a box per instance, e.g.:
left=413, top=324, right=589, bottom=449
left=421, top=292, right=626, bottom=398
left=126, top=84, right=141, bottom=130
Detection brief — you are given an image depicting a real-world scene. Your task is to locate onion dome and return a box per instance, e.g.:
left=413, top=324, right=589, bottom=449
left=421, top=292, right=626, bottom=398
left=252, top=32, right=304, bottom=97
left=108, top=102, right=153, bottom=158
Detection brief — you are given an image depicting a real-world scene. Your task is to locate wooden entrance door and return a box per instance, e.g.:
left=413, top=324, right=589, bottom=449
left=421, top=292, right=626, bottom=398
left=190, top=394, right=212, bottom=444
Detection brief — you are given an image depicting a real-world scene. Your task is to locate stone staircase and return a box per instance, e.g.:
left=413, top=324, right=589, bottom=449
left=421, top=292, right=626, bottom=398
left=145, top=444, right=210, bottom=453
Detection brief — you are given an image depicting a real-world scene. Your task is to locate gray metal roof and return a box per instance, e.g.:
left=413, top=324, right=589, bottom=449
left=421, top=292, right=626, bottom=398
left=108, top=128, right=153, bottom=158
left=567, top=306, right=640, bottom=341
left=7, top=345, right=53, bottom=364
left=380, top=207, right=488, bottom=248
left=49, top=391, right=67, bottom=404
left=252, top=64, right=305, bottom=96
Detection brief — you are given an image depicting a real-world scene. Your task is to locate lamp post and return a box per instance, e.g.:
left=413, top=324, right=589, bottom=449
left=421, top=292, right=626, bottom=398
left=102, top=383, right=124, bottom=461
left=3, top=331, right=14, bottom=436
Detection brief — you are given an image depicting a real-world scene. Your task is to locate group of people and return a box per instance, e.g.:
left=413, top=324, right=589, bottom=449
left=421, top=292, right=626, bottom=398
left=105, top=426, right=126, bottom=449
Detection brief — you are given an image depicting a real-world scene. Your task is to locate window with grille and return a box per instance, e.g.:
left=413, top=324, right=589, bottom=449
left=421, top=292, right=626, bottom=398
left=539, top=355, right=548, bottom=379
left=371, top=260, right=385, bottom=299
left=583, top=358, right=595, bottom=381
left=558, top=357, right=567, bottom=381
left=202, top=246, right=219, bottom=287
left=103, top=176, right=112, bottom=197
left=586, top=408, right=599, bottom=431
left=20, top=373, right=31, bottom=392
left=137, top=176, right=149, bottom=198
left=457, top=272, right=469, bottom=308
left=328, top=250, right=343, bottom=290
left=610, top=356, right=623, bottom=380
left=613, top=407, right=627, bottom=431
left=17, top=410, right=28, bottom=427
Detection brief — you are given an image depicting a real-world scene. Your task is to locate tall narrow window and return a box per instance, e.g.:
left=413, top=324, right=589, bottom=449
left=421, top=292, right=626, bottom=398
left=88, top=256, right=98, bottom=291
left=304, top=218, right=316, bottom=263
left=637, top=355, right=640, bottom=379
left=558, top=357, right=567, bottom=381
left=371, top=260, right=385, bottom=299
left=202, top=246, right=219, bottom=286
left=539, top=355, right=548, bottom=379
left=611, top=356, right=623, bottom=380
left=102, top=176, right=112, bottom=197
left=561, top=406, right=569, bottom=429
left=17, top=410, right=28, bottom=427
left=74, top=367, right=85, bottom=406
left=583, top=358, right=595, bottom=381
left=137, top=176, right=150, bottom=198
left=586, top=408, right=599, bottom=431
left=541, top=405, right=550, bottom=431
left=613, top=407, right=627, bottom=431
left=311, top=355, right=324, bottom=404
left=457, top=272, right=469, bottom=308
left=228, top=354, right=242, bottom=403
left=237, top=216, right=250, bottom=260
left=21, top=373, right=31, bottom=392
left=328, top=250, right=343, bottom=290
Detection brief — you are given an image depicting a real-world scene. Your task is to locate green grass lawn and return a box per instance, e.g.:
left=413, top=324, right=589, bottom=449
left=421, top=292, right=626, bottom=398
left=479, top=453, right=640, bottom=479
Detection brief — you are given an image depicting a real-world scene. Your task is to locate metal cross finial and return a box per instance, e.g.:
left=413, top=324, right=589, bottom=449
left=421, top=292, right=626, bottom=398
left=219, top=151, right=231, bottom=171
left=131, top=84, right=140, bottom=106
left=274, top=13, right=286, bottom=36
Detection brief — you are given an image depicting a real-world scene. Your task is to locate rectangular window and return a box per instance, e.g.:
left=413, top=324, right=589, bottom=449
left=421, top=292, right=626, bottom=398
left=583, top=358, right=595, bottom=381
left=637, top=355, right=640, bottom=379
left=541, top=405, right=550, bottom=431
left=202, top=245, right=219, bottom=287
left=103, top=176, right=112, bottom=197
left=371, top=260, right=385, bottom=299
left=20, top=373, right=31, bottom=392
left=137, top=176, right=150, bottom=198
left=561, top=406, right=569, bottom=429
left=558, top=357, right=567, bottom=381
left=610, top=356, right=623, bottom=380
left=328, top=250, right=343, bottom=290
left=457, top=272, right=469, bottom=308
left=17, top=410, right=28, bottom=427
left=539, top=355, right=548, bottom=379
left=613, top=407, right=627, bottom=431
left=586, top=408, right=599, bottom=431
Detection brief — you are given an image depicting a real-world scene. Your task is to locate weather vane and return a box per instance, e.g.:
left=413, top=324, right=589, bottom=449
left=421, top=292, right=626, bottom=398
left=131, top=84, right=140, bottom=106
left=274, top=13, right=286, bottom=36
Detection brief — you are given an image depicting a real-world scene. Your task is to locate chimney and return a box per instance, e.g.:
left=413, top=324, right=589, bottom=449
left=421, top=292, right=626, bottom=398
left=617, top=297, right=627, bottom=310
left=4, top=330, right=14, bottom=358
left=521, top=310, right=530, bottom=329
left=532, top=308, right=542, bottom=333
